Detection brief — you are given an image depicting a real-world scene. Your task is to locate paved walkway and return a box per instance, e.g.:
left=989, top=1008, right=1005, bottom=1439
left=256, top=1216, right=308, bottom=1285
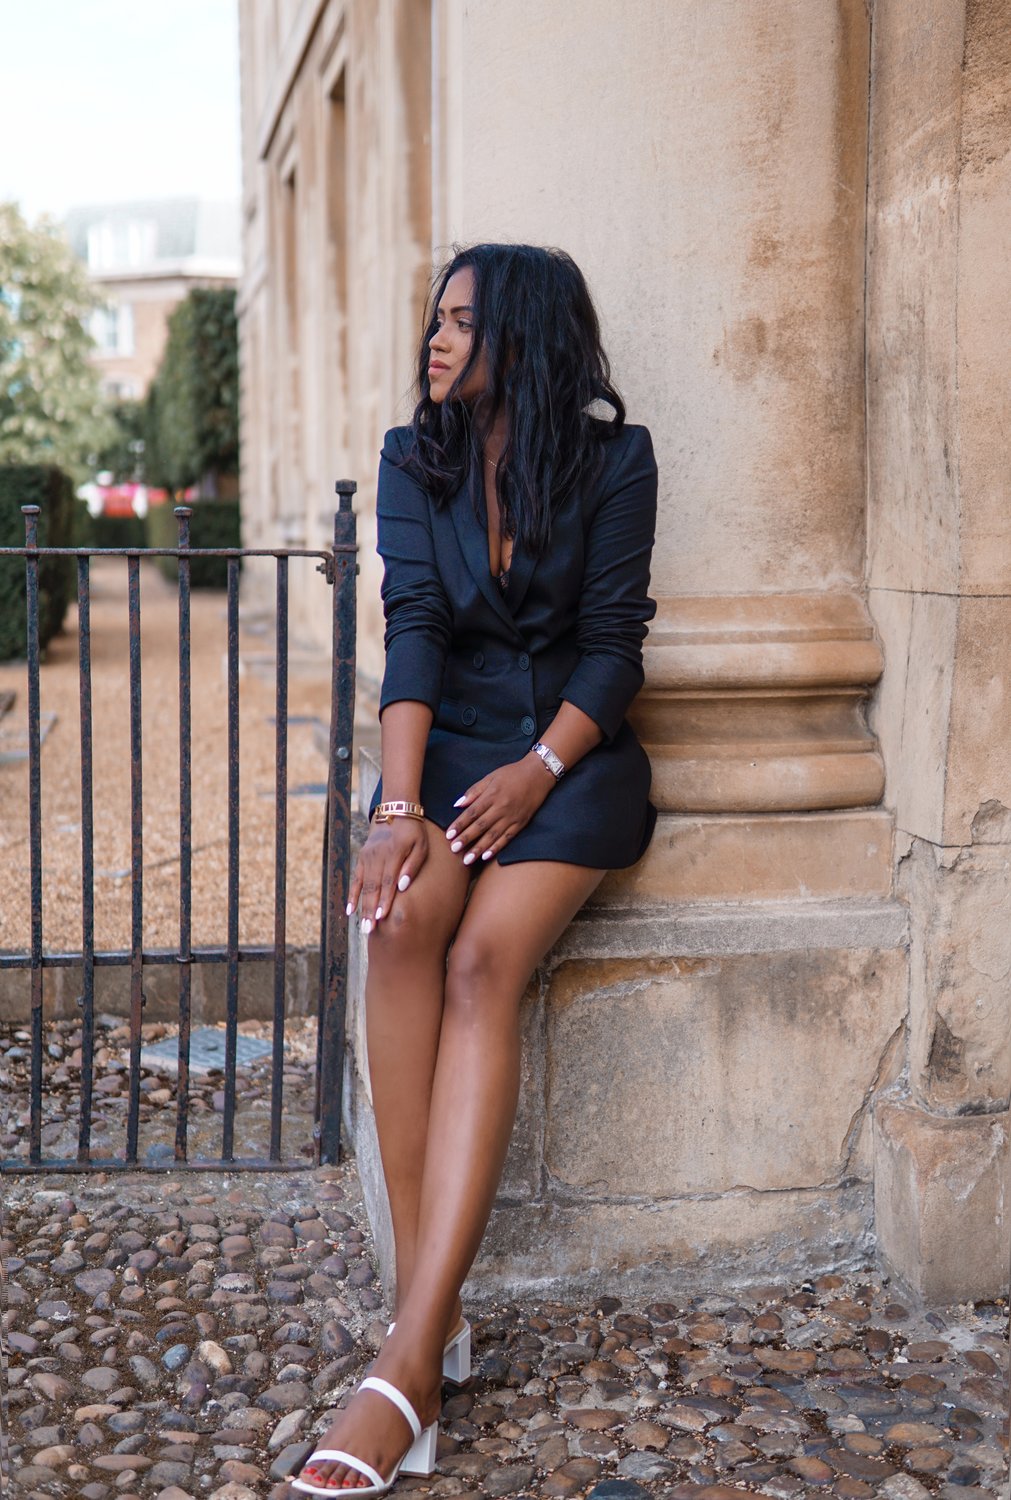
left=1, top=1153, right=1007, bottom=1500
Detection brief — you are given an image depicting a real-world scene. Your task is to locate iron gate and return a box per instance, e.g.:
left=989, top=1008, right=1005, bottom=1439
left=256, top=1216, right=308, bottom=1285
left=0, top=486, right=357, bottom=1172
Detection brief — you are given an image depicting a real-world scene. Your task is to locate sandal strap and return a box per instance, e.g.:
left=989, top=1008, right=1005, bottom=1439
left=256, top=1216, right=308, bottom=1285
left=359, top=1375, right=423, bottom=1440
left=300, top=1449, right=385, bottom=1490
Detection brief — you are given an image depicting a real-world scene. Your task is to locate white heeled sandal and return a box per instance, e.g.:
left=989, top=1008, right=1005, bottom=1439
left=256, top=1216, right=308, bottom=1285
left=290, top=1374, right=438, bottom=1497
left=387, top=1317, right=471, bottom=1386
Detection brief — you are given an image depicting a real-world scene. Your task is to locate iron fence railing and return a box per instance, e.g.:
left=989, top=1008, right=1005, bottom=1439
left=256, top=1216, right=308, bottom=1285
left=0, top=486, right=357, bottom=1172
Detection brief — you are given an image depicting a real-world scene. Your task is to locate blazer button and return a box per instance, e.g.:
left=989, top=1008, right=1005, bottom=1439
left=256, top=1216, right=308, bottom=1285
left=518, top=652, right=530, bottom=670
left=473, top=651, right=485, bottom=669
left=461, top=706, right=477, bottom=727
left=520, top=714, right=535, bottom=736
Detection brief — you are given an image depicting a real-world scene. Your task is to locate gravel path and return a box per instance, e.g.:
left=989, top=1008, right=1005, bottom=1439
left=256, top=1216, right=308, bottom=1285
left=0, top=559, right=333, bottom=955
left=1, top=1157, right=1007, bottom=1500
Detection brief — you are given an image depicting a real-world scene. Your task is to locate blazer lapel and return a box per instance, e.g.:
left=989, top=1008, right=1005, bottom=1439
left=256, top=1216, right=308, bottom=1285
left=448, top=474, right=522, bottom=634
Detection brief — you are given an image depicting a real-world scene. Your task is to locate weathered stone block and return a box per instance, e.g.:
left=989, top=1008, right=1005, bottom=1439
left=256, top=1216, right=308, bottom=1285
left=866, top=589, right=957, bottom=847
left=899, top=835, right=1011, bottom=1112
left=469, top=1181, right=875, bottom=1304
left=866, top=0, right=963, bottom=598
left=543, top=947, right=907, bottom=1197
left=945, top=596, right=1011, bottom=845
left=872, top=1097, right=1008, bottom=1303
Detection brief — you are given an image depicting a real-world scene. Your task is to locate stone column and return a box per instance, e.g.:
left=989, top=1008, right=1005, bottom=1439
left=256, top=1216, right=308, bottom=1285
left=432, top=0, right=891, bottom=907
left=345, top=0, right=913, bottom=1295
left=866, top=0, right=1010, bottom=1302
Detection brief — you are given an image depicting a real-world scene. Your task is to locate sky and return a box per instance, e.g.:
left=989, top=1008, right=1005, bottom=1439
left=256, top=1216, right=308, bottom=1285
left=0, top=0, right=241, bottom=223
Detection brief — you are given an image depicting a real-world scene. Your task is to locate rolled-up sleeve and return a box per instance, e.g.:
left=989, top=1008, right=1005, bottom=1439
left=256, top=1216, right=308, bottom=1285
left=559, top=425, right=658, bottom=742
left=376, top=428, right=453, bottom=718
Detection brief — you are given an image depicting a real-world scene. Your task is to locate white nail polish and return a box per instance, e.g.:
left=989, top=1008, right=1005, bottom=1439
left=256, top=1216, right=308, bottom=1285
left=361, top=918, right=372, bottom=936
left=451, top=840, right=463, bottom=853
left=375, top=906, right=383, bottom=921
left=482, top=849, right=494, bottom=860
left=463, top=851, right=476, bottom=865
left=345, top=902, right=355, bottom=916
left=446, top=827, right=457, bottom=840
left=453, top=795, right=467, bottom=807
left=397, top=874, right=410, bottom=891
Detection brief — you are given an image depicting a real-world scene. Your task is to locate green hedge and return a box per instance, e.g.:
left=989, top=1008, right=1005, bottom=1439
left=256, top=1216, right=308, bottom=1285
left=144, top=288, right=239, bottom=493
left=0, top=466, right=75, bottom=661
left=146, top=499, right=241, bottom=589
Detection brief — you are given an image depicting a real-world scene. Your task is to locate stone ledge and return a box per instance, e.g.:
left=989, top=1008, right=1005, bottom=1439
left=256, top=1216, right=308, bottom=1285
left=556, top=897, right=908, bottom=963
left=471, top=1182, right=876, bottom=1303
left=597, top=808, right=894, bottom=903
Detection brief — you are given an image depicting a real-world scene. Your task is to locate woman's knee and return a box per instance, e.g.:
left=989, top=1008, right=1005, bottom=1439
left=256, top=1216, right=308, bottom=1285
left=367, top=891, right=452, bottom=968
left=444, top=935, right=528, bottom=1017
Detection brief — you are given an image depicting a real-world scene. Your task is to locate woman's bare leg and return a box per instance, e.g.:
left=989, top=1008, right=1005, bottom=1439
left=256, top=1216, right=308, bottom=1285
left=298, top=859, right=603, bottom=1491
left=364, top=821, right=471, bottom=1319
left=391, top=859, right=604, bottom=1346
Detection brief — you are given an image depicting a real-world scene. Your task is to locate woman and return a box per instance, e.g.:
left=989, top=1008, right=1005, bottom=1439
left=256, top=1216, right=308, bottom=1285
left=293, top=243, right=658, bottom=1495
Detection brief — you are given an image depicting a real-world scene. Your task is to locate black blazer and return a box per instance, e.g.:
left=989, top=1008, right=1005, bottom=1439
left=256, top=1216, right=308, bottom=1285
left=368, top=420, right=658, bottom=869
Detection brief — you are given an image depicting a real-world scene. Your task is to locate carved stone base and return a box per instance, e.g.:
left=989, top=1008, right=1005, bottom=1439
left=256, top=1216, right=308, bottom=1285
left=630, top=593, right=885, bottom=813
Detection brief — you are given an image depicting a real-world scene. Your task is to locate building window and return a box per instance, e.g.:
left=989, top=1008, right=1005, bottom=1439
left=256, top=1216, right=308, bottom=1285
left=86, top=219, right=157, bottom=271
left=89, top=301, right=135, bottom=356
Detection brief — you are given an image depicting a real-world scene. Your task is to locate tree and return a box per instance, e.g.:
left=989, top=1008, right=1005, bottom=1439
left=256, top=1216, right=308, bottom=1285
left=144, top=286, right=239, bottom=494
left=0, top=201, right=113, bottom=481
left=95, top=397, right=146, bottom=482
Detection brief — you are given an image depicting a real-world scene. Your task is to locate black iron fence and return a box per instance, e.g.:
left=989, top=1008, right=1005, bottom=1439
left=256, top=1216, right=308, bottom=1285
left=0, top=486, right=357, bottom=1172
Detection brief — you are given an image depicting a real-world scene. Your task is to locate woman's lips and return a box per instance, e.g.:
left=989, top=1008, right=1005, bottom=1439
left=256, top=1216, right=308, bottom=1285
left=428, top=362, right=449, bottom=373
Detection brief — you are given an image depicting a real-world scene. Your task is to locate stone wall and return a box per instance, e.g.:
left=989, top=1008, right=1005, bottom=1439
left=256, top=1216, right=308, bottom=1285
left=237, top=0, right=432, bottom=684
left=240, top=0, right=1010, bottom=1301
left=866, top=0, right=1011, bottom=1302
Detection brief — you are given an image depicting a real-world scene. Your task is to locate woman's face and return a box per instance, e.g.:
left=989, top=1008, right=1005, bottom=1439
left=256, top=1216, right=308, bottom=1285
left=427, top=266, right=488, bottom=404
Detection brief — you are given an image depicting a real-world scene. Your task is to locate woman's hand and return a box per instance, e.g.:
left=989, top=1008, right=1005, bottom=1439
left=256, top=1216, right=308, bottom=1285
left=446, top=753, right=555, bottom=864
left=347, top=817, right=430, bottom=932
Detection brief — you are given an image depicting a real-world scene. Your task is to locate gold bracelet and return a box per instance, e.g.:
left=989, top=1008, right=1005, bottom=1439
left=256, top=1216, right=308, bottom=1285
left=374, top=800, right=425, bottom=823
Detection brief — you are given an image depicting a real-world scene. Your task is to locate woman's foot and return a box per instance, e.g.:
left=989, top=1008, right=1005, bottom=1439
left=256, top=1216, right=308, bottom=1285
left=294, top=1339, right=441, bottom=1493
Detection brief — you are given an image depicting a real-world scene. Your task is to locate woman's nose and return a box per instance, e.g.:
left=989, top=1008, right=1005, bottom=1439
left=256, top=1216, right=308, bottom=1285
left=430, top=325, right=450, bottom=352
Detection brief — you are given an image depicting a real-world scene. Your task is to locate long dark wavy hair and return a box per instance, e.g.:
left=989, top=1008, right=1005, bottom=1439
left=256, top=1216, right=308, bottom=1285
left=403, top=243, right=625, bottom=556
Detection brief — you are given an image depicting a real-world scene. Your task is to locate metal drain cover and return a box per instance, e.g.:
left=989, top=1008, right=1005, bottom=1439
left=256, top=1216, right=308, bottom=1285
left=140, top=1027, right=273, bottom=1076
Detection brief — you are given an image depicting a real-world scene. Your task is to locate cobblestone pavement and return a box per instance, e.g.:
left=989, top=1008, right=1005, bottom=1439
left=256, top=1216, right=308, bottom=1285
left=1, top=1150, right=1007, bottom=1500
left=0, top=1018, right=319, bottom=1169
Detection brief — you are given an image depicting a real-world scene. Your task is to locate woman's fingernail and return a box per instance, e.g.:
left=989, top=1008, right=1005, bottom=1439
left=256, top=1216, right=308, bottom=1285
left=482, top=849, right=494, bottom=860
left=345, top=902, right=355, bottom=917
left=397, top=874, right=411, bottom=891
left=446, top=827, right=457, bottom=840
left=375, top=906, right=383, bottom=921
left=361, top=918, right=373, bottom=936
left=453, top=795, right=468, bottom=807
left=451, top=840, right=463, bottom=853
left=463, top=851, right=476, bottom=865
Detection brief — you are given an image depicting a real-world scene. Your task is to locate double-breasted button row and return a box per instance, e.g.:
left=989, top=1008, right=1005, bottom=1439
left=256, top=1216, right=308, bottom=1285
left=459, top=705, right=535, bottom=735
left=472, top=649, right=528, bottom=670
